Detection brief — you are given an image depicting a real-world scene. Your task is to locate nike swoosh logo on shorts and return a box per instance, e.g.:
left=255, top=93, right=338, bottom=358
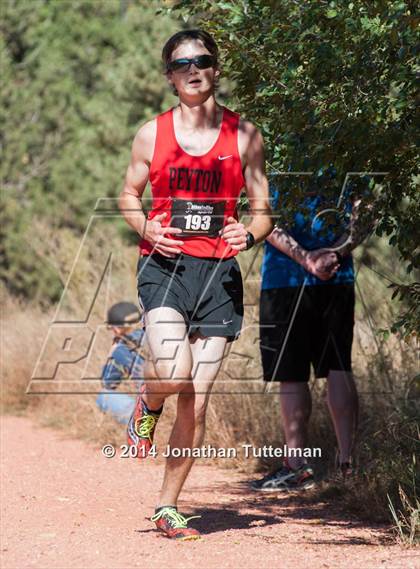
left=218, top=155, right=233, bottom=161
left=222, top=319, right=233, bottom=325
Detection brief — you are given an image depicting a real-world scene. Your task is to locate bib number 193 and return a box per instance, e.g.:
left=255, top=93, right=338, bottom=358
left=184, top=214, right=211, bottom=231
left=170, top=198, right=226, bottom=236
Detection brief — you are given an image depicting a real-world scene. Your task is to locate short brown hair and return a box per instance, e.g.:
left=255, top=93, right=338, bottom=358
left=162, top=29, right=219, bottom=72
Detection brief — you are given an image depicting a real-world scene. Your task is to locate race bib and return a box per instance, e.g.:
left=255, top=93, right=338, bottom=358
left=170, top=198, right=226, bottom=237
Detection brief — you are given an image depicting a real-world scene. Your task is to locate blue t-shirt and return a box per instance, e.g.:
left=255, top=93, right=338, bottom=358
left=262, top=190, right=355, bottom=289
left=101, top=328, right=145, bottom=389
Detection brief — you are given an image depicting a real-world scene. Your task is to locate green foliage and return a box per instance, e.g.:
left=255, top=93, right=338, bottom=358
left=1, top=0, right=178, bottom=300
left=175, top=0, right=419, bottom=335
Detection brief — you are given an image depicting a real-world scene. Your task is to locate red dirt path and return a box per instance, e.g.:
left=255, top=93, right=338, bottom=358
left=1, top=416, right=418, bottom=569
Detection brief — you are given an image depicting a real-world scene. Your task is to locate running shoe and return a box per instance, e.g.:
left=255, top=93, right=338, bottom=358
left=251, top=463, right=315, bottom=492
left=127, top=386, right=162, bottom=458
left=151, top=506, right=201, bottom=541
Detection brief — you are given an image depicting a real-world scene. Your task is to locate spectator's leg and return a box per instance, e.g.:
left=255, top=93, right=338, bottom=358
left=280, top=381, right=312, bottom=470
left=326, top=370, right=358, bottom=464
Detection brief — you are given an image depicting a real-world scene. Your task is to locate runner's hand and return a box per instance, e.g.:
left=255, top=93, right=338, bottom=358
left=219, top=216, right=248, bottom=251
left=304, top=250, right=340, bottom=281
left=143, top=212, right=184, bottom=258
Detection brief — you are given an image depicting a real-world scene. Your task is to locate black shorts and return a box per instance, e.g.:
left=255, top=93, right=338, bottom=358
left=260, top=284, right=355, bottom=382
left=137, top=254, right=244, bottom=342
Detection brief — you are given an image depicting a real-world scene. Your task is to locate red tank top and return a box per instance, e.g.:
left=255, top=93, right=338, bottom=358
left=139, top=106, right=245, bottom=258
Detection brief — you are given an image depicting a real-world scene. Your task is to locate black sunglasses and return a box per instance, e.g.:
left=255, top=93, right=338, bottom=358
left=167, top=54, right=217, bottom=73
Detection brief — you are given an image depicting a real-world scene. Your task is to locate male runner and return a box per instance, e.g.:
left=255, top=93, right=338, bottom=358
left=252, top=180, right=370, bottom=492
left=119, top=29, right=272, bottom=540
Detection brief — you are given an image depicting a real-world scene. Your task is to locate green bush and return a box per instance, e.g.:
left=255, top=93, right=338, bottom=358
left=175, top=0, right=419, bottom=336
left=1, top=0, right=178, bottom=300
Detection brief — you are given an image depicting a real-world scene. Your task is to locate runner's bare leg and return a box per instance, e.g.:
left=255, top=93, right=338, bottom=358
left=158, top=334, right=227, bottom=507
left=141, top=307, right=193, bottom=410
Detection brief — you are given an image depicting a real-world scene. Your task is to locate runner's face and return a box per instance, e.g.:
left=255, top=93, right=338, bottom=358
left=167, top=40, right=219, bottom=99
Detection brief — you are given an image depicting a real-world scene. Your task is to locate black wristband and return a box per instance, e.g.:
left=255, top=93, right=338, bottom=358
left=245, top=231, right=256, bottom=250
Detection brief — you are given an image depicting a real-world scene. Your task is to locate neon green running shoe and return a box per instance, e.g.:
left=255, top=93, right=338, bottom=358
left=151, top=506, right=201, bottom=541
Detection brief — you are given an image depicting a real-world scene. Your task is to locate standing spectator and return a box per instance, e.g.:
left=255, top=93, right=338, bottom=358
left=252, top=177, right=371, bottom=492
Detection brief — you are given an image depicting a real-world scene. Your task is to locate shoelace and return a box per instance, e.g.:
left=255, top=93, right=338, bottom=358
left=151, top=507, right=201, bottom=529
left=135, top=414, right=158, bottom=441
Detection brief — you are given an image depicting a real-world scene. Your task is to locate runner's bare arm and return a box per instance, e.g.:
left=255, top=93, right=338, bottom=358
left=242, top=123, right=273, bottom=242
left=119, top=121, right=183, bottom=257
left=220, top=121, right=273, bottom=250
left=119, top=120, right=154, bottom=236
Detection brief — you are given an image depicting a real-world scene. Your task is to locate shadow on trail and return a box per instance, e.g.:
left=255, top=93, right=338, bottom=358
left=188, top=506, right=283, bottom=535
left=183, top=480, right=392, bottom=544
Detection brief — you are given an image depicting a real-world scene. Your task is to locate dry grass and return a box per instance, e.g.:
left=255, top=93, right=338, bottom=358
left=1, top=289, right=46, bottom=416
left=1, top=285, right=179, bottom=451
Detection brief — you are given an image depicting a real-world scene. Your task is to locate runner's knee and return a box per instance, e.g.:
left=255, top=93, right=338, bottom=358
left=153, top=360, right=192, bottom=384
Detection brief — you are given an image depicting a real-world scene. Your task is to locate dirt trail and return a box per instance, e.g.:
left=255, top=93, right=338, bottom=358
left=1, top=416, right=418, bottom=569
